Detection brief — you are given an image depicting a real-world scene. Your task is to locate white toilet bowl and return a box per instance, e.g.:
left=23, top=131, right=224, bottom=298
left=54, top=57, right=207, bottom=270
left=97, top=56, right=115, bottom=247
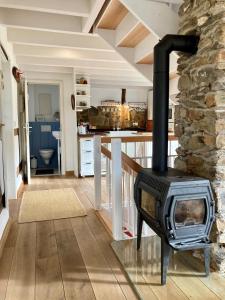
left=39, top=149, right=54, bottom=165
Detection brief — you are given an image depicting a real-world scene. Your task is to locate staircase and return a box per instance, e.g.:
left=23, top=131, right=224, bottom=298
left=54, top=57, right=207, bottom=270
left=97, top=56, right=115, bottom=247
left=95, top=0, right=179, bottom=96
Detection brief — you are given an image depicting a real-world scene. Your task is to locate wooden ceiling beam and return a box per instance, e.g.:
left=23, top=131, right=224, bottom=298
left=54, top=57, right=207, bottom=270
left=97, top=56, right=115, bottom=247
left=0, top=8, right=82, bottom=34
left=16, top=56, right=134, bottom=71
left=21, top=64, right=143, bottom=79
left=7, top=28, right=113, bottom=51
left=20, top=65, right=73, bottom=74
left=13, top=44, right=125, bottom=63
left=0, top=0, right=90, bottom=17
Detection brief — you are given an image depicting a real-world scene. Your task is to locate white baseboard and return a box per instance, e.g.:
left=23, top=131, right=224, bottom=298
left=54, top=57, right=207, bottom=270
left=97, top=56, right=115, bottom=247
left=0, top=208, right=9, bottom=240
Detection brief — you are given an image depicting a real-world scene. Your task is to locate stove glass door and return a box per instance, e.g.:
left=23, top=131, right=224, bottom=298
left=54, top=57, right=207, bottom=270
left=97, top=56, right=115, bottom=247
left=174, top=198, right=206, bottom=228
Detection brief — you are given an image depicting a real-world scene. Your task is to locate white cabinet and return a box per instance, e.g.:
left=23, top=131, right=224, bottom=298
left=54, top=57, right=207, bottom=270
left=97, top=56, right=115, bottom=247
left=79, top=138, right=94, bottom=176
left=79, top=136, right=179, bottom=176
left=79, top=137, right=107, bottom=176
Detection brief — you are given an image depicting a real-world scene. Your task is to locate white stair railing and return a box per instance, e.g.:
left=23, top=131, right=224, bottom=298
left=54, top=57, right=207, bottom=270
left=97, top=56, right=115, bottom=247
left=94, top=135, right=178, bottom=241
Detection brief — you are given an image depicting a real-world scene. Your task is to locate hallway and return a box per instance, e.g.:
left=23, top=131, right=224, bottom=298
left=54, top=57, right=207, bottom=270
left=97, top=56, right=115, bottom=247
left=0, top=176, right=137, bottom=300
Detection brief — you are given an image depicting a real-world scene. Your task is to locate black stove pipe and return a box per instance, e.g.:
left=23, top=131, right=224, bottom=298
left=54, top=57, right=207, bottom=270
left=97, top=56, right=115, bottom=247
left=152, top=34, right=199, bottom=173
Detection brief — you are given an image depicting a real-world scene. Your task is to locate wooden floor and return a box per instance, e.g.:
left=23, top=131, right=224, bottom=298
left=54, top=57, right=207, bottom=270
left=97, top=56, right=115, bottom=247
left=0, top=176, right=224, bottom=300
left=0, top=176, right=137, bottom=300
left=112, top=237, right=225, bottom=300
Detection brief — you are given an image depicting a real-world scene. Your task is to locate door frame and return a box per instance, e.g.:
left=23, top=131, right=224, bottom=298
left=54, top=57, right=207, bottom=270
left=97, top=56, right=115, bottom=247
left=0, top=47, right=10, bottom=238
left=26, top=79, right=66, bottom=175
left=17, top=78, right=31, bottom=184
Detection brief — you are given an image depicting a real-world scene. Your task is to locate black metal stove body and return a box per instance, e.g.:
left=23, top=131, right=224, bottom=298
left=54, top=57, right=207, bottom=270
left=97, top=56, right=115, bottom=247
left=134, top=168, right=215, bottom=284
left=134, top=34, right=215, bottom=285
left=134, top=168, right=214, bottom=248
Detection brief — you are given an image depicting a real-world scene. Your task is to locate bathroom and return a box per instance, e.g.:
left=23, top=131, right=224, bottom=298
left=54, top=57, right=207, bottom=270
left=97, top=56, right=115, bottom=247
left=28, top=83, right=61, bottom=175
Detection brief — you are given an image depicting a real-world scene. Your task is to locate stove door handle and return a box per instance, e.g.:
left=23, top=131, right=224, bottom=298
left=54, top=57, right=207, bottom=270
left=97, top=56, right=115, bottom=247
left=165, top=216, right=172, bottom=230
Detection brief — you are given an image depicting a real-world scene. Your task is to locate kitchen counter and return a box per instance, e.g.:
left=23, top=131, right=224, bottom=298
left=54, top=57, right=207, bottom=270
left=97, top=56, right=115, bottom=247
left=78, top=133, right=105, bottom=138
left=77, top=130, right=178, bottom=177
left=78, top=131, right=177, bottom=139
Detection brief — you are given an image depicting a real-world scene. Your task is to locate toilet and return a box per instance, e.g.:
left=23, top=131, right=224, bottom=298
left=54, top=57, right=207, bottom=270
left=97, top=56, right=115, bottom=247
left=39, top=149, right=54, bottom=165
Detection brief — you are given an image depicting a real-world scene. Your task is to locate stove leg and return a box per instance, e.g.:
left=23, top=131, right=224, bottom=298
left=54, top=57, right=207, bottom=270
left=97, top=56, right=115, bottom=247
left=204, top=247, right=210, bottom=276
left=161, top=239, right=172, bottom=285
left=137, top=212, right=143, bottom=250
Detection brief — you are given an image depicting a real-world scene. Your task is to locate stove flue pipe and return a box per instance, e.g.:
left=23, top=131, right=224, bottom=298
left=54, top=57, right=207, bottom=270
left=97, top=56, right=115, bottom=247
left=152, top=34, right=199, bottom=173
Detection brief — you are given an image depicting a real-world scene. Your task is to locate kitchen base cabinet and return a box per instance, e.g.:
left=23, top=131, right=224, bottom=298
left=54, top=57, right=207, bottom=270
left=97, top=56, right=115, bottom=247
left=79, top=137, right=107, bottom=177
left=78, top=135, right=178, bottom=176
left=79, top=138, right=94, bottom=177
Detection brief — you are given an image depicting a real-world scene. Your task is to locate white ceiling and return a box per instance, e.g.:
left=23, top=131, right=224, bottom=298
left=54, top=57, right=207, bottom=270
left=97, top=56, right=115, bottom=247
left=0, top=0, right=149, bottom=86
left=0, top=0, right=180, bottom=87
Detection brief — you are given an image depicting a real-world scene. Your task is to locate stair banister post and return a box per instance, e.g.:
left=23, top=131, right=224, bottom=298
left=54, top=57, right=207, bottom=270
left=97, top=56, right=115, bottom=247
left=94, top=135, right=102, bottom=210
left=111, top=138, right=123, bottom=240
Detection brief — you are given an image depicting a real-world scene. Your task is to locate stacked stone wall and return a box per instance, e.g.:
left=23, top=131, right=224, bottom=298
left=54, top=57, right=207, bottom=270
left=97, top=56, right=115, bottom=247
left=176, top=0, right=225, bottom=272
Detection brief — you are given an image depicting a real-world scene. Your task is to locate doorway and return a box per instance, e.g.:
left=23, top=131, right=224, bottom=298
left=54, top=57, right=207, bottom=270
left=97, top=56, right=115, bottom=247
left=27, top=83, right=61, bottom=176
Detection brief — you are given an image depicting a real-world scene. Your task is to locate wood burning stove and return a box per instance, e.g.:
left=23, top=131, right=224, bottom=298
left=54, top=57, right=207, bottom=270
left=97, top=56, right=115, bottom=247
left=134, top=35, right=215, bottom=285
left=134, top=169, right=215, bottom=284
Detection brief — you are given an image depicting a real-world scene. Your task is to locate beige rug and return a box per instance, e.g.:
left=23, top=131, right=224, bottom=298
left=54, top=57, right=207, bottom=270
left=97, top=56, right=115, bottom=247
left=18, top=188, right=87, bottom=223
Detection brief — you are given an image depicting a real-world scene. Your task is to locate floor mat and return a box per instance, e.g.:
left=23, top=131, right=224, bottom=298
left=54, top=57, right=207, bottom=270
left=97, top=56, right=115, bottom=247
left=18, top=188, right=87, bottom=223
left=35, top=168, right=54, bottom=175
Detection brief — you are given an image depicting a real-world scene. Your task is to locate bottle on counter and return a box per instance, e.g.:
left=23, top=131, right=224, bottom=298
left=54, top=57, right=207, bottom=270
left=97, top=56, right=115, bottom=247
left=78, top=122, right=89, bottom=134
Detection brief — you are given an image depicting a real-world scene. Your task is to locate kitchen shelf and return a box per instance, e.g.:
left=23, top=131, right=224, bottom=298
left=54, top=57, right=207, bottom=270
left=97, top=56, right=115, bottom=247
left=76, top=95, right=91, bottom=98
left=73, top=71, right=91, bottom=110
left=76, top=84, right=90, bottom=88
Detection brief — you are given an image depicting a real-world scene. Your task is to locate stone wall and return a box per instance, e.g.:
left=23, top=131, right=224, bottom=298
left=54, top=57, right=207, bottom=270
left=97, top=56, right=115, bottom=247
left=176, top=0, right=225, bottom=272
left=77, top=105, right=147, bottom=130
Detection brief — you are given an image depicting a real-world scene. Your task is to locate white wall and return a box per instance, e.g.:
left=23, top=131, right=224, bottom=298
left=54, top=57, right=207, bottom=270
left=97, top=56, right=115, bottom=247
left=170, top=76, right=179, bottom=98
left=0, top=25, right=21, bottom=199
left=25, top=71, right=74, bottom=173
left=28, top=84, right=60, bottom=122
left=0, top=25, right=20, bottom=241
left=147, top=89, right=153, bottom=120
left=90, top=87, right=149, bottom=106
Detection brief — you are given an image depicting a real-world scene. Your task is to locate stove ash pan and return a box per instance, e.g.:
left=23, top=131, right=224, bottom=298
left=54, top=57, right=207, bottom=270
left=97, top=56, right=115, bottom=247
left=134, top=168, right=215, bottom=249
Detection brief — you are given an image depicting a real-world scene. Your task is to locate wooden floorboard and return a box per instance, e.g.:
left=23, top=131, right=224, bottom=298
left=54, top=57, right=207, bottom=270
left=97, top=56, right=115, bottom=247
left=4, top=221, right=19, bottom=249
left=86, top=215, right=139, bottom=300
left=71, top=216, right=127, bottom=300
left=0, top=248, right=14, bottom=300
left=178, top=252, right=225, bottom=299
left=0, top=176, right=224, bottom=300
left=170, top=257, right=220, bottom=300
left=75, top=184, right=138, bottom=300
left=36, top=221, right=65, bottom=300
left=5, top=223, right=36, bottom=300
left=54, top=219, right=96, bottom=300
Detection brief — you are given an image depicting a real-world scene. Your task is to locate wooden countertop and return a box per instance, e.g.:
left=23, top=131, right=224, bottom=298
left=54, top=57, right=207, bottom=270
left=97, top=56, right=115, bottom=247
left=78, top=132, right=177, bottom=143
left=101, top=134, right=177, bottom=144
